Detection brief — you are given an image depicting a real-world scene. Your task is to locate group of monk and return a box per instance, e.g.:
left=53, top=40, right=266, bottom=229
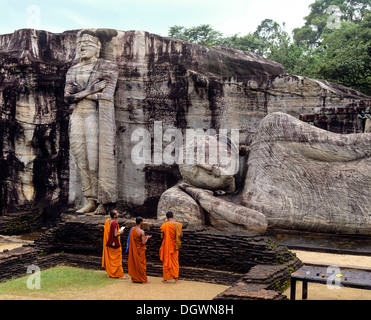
left=102, top=210, right=183, bottom=284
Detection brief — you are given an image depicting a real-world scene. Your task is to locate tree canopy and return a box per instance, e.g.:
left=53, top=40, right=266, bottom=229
left=167, top=0, right=371, bottom=96
left=168, top=24, right=223, bottom=46
left=293, top=0, right=371, bottom=47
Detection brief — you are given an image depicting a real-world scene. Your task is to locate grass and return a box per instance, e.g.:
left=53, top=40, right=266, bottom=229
left=0, top=266, right=114, bottom=298
left=0, top=266, right=232, bottom=300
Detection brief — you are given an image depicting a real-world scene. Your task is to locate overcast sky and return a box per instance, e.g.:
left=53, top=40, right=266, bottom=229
left=0, top=0, right=314, bottom=36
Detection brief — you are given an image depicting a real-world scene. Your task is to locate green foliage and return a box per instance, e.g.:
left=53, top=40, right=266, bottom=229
left=218, top=33, right=264, bottom=54
left=168, top=24, right=223, bottom=46
left=314, top=15, right=371, bottom=95
left=293, top=0, right=371, bottom=47
left=167, top=0, right=371, bottom=96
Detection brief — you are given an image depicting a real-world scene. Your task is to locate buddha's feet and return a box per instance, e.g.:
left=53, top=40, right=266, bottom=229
left=76, top=200, right=97, bottom=214
left=94, top=204, right=106, bottom=215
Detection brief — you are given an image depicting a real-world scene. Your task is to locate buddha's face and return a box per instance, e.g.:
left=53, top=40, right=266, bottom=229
left=178, top=136, right=239, bottom=193
left=77, top=34, right=101, bottom=61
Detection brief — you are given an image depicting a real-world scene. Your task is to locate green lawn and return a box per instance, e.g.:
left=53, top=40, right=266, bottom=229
left=0, top=266, right=113, bottom=297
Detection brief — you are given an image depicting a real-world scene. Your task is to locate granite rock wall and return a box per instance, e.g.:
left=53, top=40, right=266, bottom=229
left=242, top=112, right=371, bottom=234
left=0, top=28, right=370, bottom=220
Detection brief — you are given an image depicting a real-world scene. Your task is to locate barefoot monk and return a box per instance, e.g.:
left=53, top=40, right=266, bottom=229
left=102, top=210, right=129, bottom=280
left=127, top=216, right=152, bottom=284
left=159, top=212, right=183, bottom=284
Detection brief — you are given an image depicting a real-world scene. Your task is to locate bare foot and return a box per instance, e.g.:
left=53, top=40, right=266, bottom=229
left=162, top=280, right=168, bottom=284
left=119, top=275, right=130, bottom=280
left=76, top=200, right=97, bottom=214
left=175, top=279, right=181, bottom=284
left=94, top=204, right=106, bottom=215
left=143, top=281, right=151, bottom=284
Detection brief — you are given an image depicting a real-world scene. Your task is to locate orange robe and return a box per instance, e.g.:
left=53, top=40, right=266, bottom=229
left=128, top=227, right=148, bottom=283
left=102, top=219, right=124, bottom=278
left=159, top=222, right=179, bottom=280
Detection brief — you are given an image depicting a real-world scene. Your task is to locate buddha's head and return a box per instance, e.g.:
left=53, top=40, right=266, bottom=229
left=76, top=30, right=101, bottom=61
left=179, top=135, right=240, bottom=194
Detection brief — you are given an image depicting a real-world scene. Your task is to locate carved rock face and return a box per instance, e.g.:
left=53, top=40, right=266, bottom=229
left=242, top=112, right=371, bottom=234
left=0, top=28, right=370, bottom=223
left=77, top=34, right=101, bottom=61
left=178, top=135, right=240, bottom=194
left=65, top=30, right=119, bottom=214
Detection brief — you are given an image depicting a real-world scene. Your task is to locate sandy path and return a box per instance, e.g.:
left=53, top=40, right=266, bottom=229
left=1, top=247, right=370, bottom=300
left=0, top=274, right=230, bottom=300
left=286, top=251, right=371, bottom=300
left=71, top=276, right=230, bottom=300
left=0, top=243, right=24, bottom=252
left=293, top=250, right=371, bottom=269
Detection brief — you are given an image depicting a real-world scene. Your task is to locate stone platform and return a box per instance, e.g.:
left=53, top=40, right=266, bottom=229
left=0, top=214, right=302, bottom=300
left=267, top=229, right=371, bottom=256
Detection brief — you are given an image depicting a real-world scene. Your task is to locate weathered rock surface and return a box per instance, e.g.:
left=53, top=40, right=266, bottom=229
left=178, top=183, right=268, bottom=234
left=0, top=28, right=370, bottom=225
left=242, top=112, right=371, bottom=234
left=157, top=184, right=205, bottom=226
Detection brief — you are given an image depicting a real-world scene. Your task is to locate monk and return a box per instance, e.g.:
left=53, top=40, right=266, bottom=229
left=127, top=216, right=152, bottom=284
left=159, top=211, right=183, bottom=284
left=102, top=210, right=129, bottom=279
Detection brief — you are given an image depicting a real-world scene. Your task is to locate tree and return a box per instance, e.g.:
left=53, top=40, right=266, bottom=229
left=293, top=0, right=371, bottom=48
left=168, top=24, right=223, bottom=46
left=168, top=24, right=266, bottom=53
left=251, top=19, right=313, bottom=75
left=291, top=0, right=370, bottom=95
left=167, top=3, right=371, bottom=95
left=218, top=33, right=264, bottom=54
left=314, top=13, right=371, bottom=95
left=167, top=21, right=313, bottom=76
left=254, top=19, right=285, bottom=49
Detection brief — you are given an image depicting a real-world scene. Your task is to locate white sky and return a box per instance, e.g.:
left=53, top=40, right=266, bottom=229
left=0, top=0, right=314, bottom=36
